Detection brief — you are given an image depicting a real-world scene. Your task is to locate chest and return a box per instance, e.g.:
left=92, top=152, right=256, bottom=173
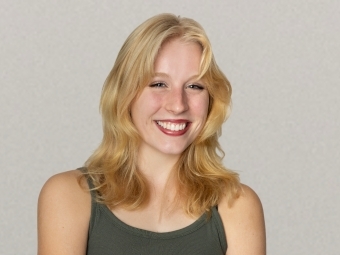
left=111, top=206, right=198, bottom=232
left=87, top=203, right=227, bottom=255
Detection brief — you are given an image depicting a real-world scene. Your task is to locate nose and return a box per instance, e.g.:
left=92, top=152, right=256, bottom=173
left=164, top=87, right=189, bottom=114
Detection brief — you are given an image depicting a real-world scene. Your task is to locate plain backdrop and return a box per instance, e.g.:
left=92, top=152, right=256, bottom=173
left=1, top=0, right=339, bottom=254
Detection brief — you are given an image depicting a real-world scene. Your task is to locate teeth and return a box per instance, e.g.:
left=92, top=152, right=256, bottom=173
left=157, top=121, right=187, bottom=131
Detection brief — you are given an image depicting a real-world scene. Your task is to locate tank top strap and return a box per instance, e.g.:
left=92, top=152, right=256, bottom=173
left=77, top=167, right=99, bottom=237
left=77, top=166, right=98, bottom=205
left=211, top=206, right=227, bottom=251
left=77, top=167, right=96, bottom=197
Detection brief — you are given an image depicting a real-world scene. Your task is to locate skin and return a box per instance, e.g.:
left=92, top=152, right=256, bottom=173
left=38, top=170, right=90, bottom=255
left=37, top=38, right=266, bottom=254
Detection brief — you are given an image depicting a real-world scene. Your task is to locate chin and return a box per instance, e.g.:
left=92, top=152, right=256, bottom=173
left=157, top=143, right=191, bottom=156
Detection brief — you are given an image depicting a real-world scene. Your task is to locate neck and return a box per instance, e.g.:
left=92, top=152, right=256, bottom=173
left=137, top=145, right=180, bottom=186
left=136, top=145, right=182, bottom=212
left=142, top=160, right=180, bottom=216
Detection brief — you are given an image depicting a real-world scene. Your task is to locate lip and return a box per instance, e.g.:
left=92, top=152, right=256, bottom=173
left=154, top=119, right=191, bottom=136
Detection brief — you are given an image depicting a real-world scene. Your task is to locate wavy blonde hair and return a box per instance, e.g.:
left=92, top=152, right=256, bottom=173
left=84, top=13, right=241, bottom=216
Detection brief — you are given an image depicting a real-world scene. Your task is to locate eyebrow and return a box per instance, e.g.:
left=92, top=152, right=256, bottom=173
left=153, top=72, right=201, bottom=82
left=153, top=72, right=170, bottom=78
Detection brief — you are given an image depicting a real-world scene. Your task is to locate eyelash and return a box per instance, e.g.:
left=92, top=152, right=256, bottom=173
left=149, top=82, right=166, bottom=88
left=187, top=84, right=204, bottom=90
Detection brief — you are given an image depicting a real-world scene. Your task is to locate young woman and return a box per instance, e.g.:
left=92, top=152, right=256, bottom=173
left=38, top=13, right=266, bottom=255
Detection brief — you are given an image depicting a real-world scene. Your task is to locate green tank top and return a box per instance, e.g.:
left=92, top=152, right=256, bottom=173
left=84, top=173, right=227, bottom=254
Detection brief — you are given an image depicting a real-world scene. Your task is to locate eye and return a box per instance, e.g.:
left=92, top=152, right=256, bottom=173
left=149, top=82, right=166, bottom=88
left=187, top=84, right=204, bottom=90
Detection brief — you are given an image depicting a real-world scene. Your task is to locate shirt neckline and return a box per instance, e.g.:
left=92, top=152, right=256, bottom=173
left=100, top=203, right=210, bottom=239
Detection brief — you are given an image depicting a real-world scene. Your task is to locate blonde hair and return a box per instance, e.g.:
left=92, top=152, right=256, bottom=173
left=84, top=13, right=240, bottom=216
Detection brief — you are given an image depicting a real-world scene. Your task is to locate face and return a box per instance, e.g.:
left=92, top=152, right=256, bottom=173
left=131, top=38, right=209, bottom=158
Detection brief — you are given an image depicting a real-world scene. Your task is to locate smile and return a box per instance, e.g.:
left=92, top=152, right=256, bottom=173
left=156, top=121, right=188, bottom=131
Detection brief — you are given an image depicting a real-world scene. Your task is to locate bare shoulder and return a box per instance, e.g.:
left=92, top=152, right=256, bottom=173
left=38, top=170, right=90, bottom=213
left=38, top=170, right=91, bottom=255
left=218, top=184, right=266, bottom=255
left=222, top=184, right=264, bottom=214
left=39, top=169, right=89, bottom=199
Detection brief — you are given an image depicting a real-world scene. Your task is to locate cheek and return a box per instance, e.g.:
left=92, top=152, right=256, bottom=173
left=149, top=93, right=164, bottom=108
left=131, top=93, right=163, bottom=122
left=141, top=93, right=165, bottom=115
left=192, top=95, right=210, bottom=118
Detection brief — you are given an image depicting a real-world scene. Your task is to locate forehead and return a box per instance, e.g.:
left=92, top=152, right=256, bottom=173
left=153, top=38, right=202, bottom=76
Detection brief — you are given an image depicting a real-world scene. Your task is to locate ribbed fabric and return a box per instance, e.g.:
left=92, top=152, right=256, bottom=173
left=82, top=169, right=227, bottom=255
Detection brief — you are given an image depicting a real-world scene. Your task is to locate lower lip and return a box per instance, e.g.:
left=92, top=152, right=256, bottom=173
left=155, top=122, right=190, bottom=136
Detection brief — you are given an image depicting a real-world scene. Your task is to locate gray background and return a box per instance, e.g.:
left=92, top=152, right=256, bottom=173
left=1, top=0, right=339, bottom=254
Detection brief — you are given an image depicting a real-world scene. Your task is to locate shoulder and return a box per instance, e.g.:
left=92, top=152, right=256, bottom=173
left=38, top=169, right=91, bottom=255
left=218, top=184, right=266, bottom=255
left=38, top=169, right=90, bottom=209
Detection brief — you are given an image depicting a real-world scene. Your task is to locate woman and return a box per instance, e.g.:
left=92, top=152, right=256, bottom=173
left=38, top=13, right=265, bottom=254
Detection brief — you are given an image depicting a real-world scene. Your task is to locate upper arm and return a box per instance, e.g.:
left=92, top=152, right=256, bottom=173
left=219, top=184, right=266, bottom=255
left=37, top=170, right=91, bottom=255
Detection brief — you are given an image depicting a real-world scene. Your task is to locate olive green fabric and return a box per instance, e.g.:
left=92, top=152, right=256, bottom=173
left=83, top=170, right=227, bottom=254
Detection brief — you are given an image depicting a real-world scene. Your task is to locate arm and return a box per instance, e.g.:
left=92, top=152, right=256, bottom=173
left=219, top=184, right=266, bottom=255
left=37, top=170, right=91, bottom=255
